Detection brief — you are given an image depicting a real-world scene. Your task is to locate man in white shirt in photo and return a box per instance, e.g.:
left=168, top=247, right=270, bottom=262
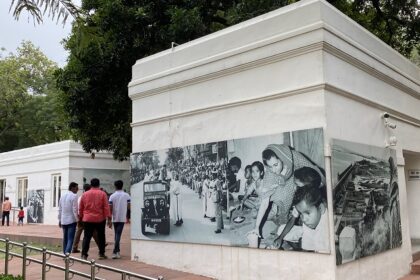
left=58, top=182, right=79, bottom=255
left=109, top=180, right=131, bottom=259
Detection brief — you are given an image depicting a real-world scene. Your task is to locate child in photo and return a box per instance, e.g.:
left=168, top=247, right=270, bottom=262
left=240, top=161, right=265, bottom=213
left=274, top=184, right=329, bottom=253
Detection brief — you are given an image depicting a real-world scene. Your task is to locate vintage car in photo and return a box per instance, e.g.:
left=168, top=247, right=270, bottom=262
left=141, top=181, right=170, bottom=235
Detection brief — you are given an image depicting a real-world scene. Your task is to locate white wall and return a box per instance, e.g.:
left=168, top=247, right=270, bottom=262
left=0, top=141, right=129, bottom=225
left=129, top=0, right=419, bottom=279
left=131, top=91, right=333, bottom=280
left=325, top=92, right=414, bottom=280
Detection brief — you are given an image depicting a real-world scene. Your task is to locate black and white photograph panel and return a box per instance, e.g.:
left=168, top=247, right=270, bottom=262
left=332, top=139, right=402, bottom=265
left=131, top=141, right=231, bottom=245
left=130, top=128, right=329, bottom=253
left=27, top=189, right=44, bottom=224
left=226, top=128, right=328, bottom=252
left=83, top=169, right=130, bottom=194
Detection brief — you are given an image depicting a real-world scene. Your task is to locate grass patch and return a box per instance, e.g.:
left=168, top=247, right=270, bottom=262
left=0, top=242, right=62, bottom=259
left=0, top=274, right=23, bottom=280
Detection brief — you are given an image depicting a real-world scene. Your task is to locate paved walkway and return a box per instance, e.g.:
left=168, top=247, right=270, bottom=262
left=0, top=223, right=212, bottom=280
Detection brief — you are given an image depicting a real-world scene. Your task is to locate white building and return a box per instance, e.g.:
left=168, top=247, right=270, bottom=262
left=128, top=0, right=419, bottom=279
left=0, top=140, right=129, bottom=225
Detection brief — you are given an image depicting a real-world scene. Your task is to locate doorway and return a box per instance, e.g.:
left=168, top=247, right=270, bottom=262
left=404, top=151, right=420, bottom=257
left=0, top=180, right=5, bottom=203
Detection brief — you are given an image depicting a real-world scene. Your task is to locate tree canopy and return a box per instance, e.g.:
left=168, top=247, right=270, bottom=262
left=0, top=42, right=71, bottom=152
left=10, top=0, right=79, bottom=24
left=54, top=0, right=419, bottom=160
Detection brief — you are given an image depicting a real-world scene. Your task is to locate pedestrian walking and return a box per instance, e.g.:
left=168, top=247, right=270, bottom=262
left=72, top=184, right=100, bottom=253
left=109, top=180, right=131, bottom=259
left=2, top=197, right=12, bottom=226
left=58, top=182, right=79, bottom=254
left=79, top=178, right=111, bottom=260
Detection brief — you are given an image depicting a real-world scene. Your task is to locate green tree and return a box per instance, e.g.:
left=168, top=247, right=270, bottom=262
left=166, top=148, right=184, bottom=166
left=57, top=0, right=419, bottom=159
left=0, top=42, right=70, bottom=152
left=9, top=0, right=78, bottom=24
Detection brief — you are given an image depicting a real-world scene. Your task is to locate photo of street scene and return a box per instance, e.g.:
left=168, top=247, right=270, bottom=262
left=131, top=128, right=329, bottom=253
left=332, top=139, right=402, bottom=265
left=27, top=189, right=44, bottom=224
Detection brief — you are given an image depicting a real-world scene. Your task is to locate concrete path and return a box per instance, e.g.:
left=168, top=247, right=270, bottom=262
left=0, top=223, right=212, bottom=280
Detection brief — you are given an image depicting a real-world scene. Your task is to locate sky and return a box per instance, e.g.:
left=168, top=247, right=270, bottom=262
left=0, top=1, right=73, bottom=67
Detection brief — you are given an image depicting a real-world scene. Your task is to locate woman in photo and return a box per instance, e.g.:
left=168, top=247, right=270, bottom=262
left=250, top=144, right=325, bottom=247
left=240, top=161, right=265, bottom=216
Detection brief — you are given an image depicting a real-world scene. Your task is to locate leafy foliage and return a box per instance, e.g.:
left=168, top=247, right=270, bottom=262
left=0, top=275, right=23, bottom=280
left=9, top=0, right=79, bottom=25
left=328, top=0, right=419, bottom=58
left=0, top=42, right=70, bottom=152
left=57, top=0, right=419, bottom=159
left=166, top=148, right=184, bottom=166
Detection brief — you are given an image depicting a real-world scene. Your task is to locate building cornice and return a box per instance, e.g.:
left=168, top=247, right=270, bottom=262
left=131, top=83, right=420, bottom=129
left=129, top=24, right=419, bottom=101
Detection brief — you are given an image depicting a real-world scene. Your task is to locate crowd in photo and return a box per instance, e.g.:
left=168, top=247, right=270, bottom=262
left=134, top=138, right=329, bottom=253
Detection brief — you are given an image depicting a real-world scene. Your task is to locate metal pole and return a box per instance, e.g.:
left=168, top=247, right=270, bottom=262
left=22, top=242, right=27, bottom=280
left=41, top=247, right=47, bottom=280
left=64, top=253, right=70, bottom=280
left=121, top=271, right=126, bottom=280
left=90, top=259, right=96, bottom=280
left=5, top=238, right=9, bottom=275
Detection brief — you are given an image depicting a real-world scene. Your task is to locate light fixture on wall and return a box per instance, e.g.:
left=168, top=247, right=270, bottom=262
left=382, top=112, right=397, bottom=147
left=383, top=112, right=397, bottom=129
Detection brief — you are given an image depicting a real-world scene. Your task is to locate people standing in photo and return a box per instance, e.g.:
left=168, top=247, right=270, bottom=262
left=17, top=207, right=25, bottom=226
left=170, top=175, right=183, bottom=226
left=58, top=182, right=79, bottom=254
left=202, top=175, right=210, bottom=218
left=207, top=172, right=218, bottom=222
left=214, top=176, right=224, bottom=234
left=2, top=197, right=12, bottom=226
left=109, top=180, right=131, bottom=259
left=72, top=184, right=100, bottom=253
left=79, top=178, right=111, bottom=260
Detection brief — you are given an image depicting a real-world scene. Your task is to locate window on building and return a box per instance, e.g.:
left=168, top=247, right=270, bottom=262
left=0, top=180, right=5, bottom=203
left=17, top=178, right=28, bottom=207
left=52, top=174, right=62, bottom=208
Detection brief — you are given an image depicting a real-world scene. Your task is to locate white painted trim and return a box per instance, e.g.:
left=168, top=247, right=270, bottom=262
left=128, top=22, right=325, bottom=91
left=68, top=167, right=129, bottom=171
left=131, top=84, right=325, bottom=127
left=131, top=83, right=420, bottom=131
left=0, top=169, right=68, bottom=177
left=129, top=38, right=420, bottom=100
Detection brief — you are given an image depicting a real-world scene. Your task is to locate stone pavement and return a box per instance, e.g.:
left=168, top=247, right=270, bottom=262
left=0, top=223, right=213, bottom=280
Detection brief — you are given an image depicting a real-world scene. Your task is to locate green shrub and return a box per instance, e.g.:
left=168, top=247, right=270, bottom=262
left=0, top=274, right=23, bottom=280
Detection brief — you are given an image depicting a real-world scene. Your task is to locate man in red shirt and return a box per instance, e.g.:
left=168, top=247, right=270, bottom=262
left=79, top=178, right=111, bottom=260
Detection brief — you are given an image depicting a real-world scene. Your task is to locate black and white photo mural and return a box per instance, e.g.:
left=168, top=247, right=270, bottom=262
left=27, top=189, right=44, bottom=224
left=332, top=139, right=402, bottom=265
left=83, top=169, right=130, bottom=194
left=131, top=128, right=329, bottom=253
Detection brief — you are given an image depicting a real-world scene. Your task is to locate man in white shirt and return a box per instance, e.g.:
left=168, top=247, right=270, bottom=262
left=58, top=182, right=79, bottom=254
left=109, top=180, right=131, bottom=259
